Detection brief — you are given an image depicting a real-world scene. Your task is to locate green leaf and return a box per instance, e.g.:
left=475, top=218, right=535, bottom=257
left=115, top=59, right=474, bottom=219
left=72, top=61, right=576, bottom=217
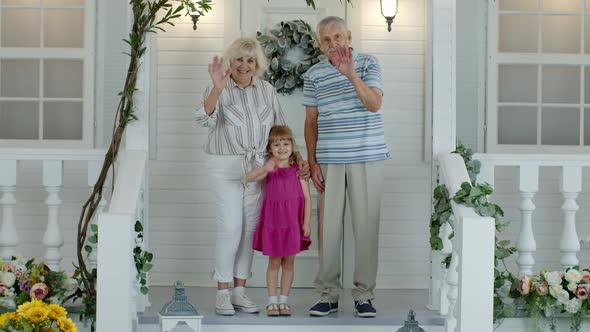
left=91, top=223, right=98, bottom=232
left=143, top=263, right=153, bottom=272
left=135, top=221, right=143, bottom=232
left=140, top=286, right=149, bottom=295
left=84, top=245, right=92, bottom=253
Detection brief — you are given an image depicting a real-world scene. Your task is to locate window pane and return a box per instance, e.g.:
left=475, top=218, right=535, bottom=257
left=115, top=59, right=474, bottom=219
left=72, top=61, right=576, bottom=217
left=499, top=64, right=538, bottom=103
left=0, top=101, right=39, bottom=139
left=543, top=0, right=582, bottom=12
left=542, top=65, right=580, bottom=103
left=1, top=60, right=39, bottom=98
left=44, top=0, right=84, bottom=6
left=585, top=109, right=590, bottom=144
left=541, top=107, right=580, bottom=144
left=44, top=60, right=83, bottom=98
left=1, top=9, right=40, bottom=47
left=542, top=15, right=580, bottom=53
left=498, top=106, right=538, bottom=144
left=43, top=102, right=82, bottom=140
left=44, top=9, right=83, bottom=48
left=499, top=0, right=538, bottom=11
left=499, top=15, right=538, bottom=53
left=0, top=0, right=40, bottom=5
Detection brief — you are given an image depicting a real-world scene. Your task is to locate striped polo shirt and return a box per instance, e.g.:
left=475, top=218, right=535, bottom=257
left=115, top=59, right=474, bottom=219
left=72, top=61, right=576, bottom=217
left=303, top=52, right=390, bottom=164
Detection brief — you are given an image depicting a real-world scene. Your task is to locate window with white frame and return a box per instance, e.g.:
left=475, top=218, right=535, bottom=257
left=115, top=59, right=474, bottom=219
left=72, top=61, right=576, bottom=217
left=487, top=0, right=590, bottom=153
left=0, top=0, right=94, bottom=148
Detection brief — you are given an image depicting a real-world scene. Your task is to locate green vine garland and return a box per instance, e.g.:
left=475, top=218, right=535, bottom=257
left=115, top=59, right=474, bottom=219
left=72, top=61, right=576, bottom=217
left=256, top=20, right=326, bottom=94
left=429, top=144, right=517, bottom=320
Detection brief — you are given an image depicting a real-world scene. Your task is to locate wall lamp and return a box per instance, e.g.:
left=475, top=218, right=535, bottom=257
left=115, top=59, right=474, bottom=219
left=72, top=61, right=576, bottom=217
left=380, top=0, right=399, bottom=32
left=189, top=0, right=208, bottom=30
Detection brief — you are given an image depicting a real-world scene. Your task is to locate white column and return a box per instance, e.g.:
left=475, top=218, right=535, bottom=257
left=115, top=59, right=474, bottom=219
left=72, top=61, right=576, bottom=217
left=445, top=223, right=459, bottom=332
left=42, top=160, right=64, bottom=271
left=0, top=160, right=17, bottom=260
left=560, top=166, right=582, bottom=269
left=456, top=216, right=495, bottom=332
left=439, top=221, right=453, bottom=316
left=516, top=165, right=538, bottom=277
left=87, top=160, right=108, bottom=270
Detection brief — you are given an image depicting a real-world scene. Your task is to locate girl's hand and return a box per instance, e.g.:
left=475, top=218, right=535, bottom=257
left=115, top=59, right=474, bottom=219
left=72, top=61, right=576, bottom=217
left=263, top=158, right=278, bottom=173
left=302, top=224, right=311, bottom=237
left=296, top=159, right=310, bottom=180
left=208, top=55, right=231, bottom=91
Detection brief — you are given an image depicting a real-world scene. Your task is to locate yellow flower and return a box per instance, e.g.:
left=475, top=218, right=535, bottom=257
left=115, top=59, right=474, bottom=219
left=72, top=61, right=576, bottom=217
left=21, top=306, right=50, bottom=324
left=41, top=328, right=58, bottom=332
left=57, top=317, right=77, bottom=332
left=0, top=312, right=10, bottom=326
left=17, top=298, right=45, bottom=314
left=47, top=304, right=67, bottom=320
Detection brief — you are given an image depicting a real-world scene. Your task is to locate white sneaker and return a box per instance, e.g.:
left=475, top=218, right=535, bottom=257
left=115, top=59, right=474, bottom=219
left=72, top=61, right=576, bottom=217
left=215, top=292, right=235, bottom=316
left=231, top=291, right=260, bottom=313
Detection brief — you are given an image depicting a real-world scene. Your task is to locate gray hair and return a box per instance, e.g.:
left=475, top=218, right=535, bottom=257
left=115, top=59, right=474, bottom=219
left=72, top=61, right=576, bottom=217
left=222, top=37, right=269, bottom=77
left=316, top=16, right=348, bottom=35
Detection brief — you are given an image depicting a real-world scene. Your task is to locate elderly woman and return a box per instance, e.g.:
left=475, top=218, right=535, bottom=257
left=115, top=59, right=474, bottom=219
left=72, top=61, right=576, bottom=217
left=195, top=37, right=308, bottom=316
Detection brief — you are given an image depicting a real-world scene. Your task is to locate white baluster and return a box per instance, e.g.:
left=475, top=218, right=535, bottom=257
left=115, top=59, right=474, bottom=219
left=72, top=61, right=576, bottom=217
left=516, top=165, right=538, bottom=277
left=439, top=221, right=453, bottom=316
left=560, top=166, right=582, bottom=269
left=42, top=160, right=64, bottom=271
left=87, top=160, right=108, bottom=271
left=445, top=221, right=459, bottom=332
left=0, top=160, right=17, bottom=260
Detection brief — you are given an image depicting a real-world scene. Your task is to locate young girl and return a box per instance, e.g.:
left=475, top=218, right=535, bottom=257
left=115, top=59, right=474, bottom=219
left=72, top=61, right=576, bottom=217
left=246, top=125, right=312, bottom=317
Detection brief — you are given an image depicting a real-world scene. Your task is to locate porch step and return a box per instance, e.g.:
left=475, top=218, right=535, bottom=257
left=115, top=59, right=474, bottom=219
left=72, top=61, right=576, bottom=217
left=138, top=287, right=445, bottom=332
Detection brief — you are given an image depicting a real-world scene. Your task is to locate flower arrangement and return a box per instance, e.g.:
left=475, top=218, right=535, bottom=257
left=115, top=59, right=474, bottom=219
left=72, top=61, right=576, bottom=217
left=0, top=257, right=77, bottom=310
left=256, top=19, right=326, bottom=94
left=513, top=266, right=590, bottom=332
left=0, top=299, right=77, bottom=332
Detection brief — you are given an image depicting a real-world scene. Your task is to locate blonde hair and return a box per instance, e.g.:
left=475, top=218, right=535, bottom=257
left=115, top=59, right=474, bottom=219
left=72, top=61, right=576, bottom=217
left=266, top=125, right=297, bottom=165
left=222, top=37, right=269, bottom=76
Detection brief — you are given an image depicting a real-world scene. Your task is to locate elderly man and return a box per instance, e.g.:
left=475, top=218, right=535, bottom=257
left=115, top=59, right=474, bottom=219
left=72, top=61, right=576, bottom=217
left=303, top=16, right=390, bottom=318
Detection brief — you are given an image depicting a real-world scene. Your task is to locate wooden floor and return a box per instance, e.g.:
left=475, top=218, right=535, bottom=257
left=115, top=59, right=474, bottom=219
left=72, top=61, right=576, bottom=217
left=140, top=286, right=445, bottom=327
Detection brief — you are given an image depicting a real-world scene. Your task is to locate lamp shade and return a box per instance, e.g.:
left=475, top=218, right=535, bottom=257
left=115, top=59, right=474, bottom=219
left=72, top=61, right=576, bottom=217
left=381, top=0, right=398, bottom=18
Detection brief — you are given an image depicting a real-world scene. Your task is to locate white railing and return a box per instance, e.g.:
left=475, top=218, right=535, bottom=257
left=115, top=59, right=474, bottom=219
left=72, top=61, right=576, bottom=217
left=436, top=153, right=495, bottom=332
left=96, top=149, right=147, bottom=332
left=473, top=153, right=590, bottom=275
left=0, top=148, right=106, bottom=270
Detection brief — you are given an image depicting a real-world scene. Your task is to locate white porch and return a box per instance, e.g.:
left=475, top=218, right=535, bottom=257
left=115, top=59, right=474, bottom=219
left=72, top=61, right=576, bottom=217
left=1, top=0, right=590, bottom=331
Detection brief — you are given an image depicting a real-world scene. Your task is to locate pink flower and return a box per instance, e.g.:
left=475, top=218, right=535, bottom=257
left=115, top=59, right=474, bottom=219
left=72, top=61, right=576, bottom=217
left=582, top=272, right=590, bottom=283
left=1, top=263, right=14, bottom=273
left=576, top=286, right=589, bottom=300
left=518, top=276, right=532, bottom=295
left=29, top=282, right=48, bottom=300
left=0, top=282, right=8, bottom=296
left=536, top=283, right=549, bottom=296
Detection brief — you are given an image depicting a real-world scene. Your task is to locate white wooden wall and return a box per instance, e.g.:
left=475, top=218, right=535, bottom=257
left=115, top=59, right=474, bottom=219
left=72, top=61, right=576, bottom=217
left=148, top=0, right=432, bottom=289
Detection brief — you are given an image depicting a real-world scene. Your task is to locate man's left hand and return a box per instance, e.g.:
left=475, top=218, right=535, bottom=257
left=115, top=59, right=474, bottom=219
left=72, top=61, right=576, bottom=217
left=332, top=45, right=355, bottom=79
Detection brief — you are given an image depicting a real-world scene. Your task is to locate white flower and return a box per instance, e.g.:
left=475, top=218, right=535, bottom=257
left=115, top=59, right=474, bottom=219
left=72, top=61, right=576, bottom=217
left=549, top=285, right=563, bottom=298
left=565, top=269, right=582, bottom=284
left=568, top=282, right=579, bottom=292
left=63, top=278, right=78, bottom=293
left=557, top=289, right=570, bottom=304
left=545, top=271, right=562, bottom=286
left=566, top=298, right=582, bottom=314
left=0, top=272, right=16, bottom=287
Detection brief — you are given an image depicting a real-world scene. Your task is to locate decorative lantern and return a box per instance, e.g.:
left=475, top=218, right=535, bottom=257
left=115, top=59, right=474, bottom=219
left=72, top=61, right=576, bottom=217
left=380, top=0, right=399, bottom=32
left=159, top=280, right=203, bottom=332
left=396, top=310, right=425, bottom=332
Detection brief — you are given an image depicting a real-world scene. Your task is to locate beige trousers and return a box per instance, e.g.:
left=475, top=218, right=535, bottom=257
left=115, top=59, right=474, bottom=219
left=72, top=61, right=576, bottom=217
left=314, top=161, right=384, bottom=302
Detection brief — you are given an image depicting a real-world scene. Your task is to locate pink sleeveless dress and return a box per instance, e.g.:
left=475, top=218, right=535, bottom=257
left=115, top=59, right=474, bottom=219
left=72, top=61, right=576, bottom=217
left=252, top=165, right=311, bottom=257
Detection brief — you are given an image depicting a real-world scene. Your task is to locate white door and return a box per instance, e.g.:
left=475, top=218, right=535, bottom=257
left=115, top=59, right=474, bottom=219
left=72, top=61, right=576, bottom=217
left=239, top=0, right=346, bottom=288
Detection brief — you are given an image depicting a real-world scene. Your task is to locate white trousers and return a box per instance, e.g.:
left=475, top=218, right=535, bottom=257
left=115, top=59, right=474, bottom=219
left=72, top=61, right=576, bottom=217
left=207, top=154, right=263, bottom=283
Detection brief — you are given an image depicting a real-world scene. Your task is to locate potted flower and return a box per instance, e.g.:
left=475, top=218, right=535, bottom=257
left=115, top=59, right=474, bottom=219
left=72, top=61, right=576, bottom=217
left=0, top=299, right=77, bottom=332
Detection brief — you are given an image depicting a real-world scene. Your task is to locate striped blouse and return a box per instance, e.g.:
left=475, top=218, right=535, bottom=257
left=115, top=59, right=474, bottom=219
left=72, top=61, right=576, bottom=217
left=194, top=77, right=287, bottom=172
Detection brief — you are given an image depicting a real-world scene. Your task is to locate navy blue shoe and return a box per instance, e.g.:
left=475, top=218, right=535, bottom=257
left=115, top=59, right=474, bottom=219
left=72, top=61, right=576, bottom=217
left=354, top=299, right=377, bottom=318
left=309, top=301, right=339, bottom=316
